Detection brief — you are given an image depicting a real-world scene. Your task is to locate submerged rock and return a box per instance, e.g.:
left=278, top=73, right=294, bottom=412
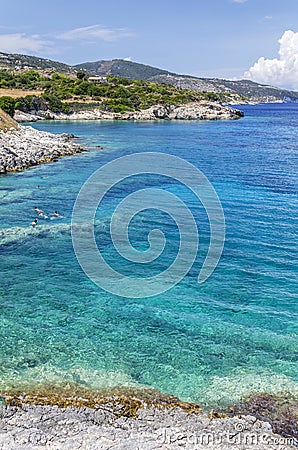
left=227, top=392, right=298, bottom=445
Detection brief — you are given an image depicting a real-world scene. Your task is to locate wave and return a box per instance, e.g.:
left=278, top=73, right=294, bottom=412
left=0, top=217, right=113, bottom=247
left=0, top=223, right=72, bottom=246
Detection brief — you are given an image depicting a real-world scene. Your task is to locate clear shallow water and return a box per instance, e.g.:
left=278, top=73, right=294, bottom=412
left=0, top=104, right=297, bottom=407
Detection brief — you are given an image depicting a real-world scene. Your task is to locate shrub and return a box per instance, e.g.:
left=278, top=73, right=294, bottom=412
left=15, top=95, right=47, bottom=113
left=41, top=93, right=71, bottom=113
left=73, top=81, right=90, bottom=96
left=0, top=96, right=16, bottom=117
left=76, top=71, right=87, bottom=80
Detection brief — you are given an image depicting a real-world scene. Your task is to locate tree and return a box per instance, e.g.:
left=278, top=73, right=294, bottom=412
left=0, top=96, right=16, bottom=117
left=17, top=70, right=40, bottom=88
left=73, top=81, right=90, bottom=96
left=76, top=71, right=87, bottom=80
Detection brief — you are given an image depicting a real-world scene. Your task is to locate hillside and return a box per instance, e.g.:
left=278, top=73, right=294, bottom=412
left=74, top=59, right=171, bottom=80
left=0, top=72, right=237, bottom=116
left=1, top=52, right=298, bottom=103
left=75, top=59, right=298, bottom=103
left=148, top=74, right=298, bottom=103
left=0, top=52, right=75, bottom=74
left=0, top=108, right=18, bottom=131
left=74, top=59, right=298, bottom=103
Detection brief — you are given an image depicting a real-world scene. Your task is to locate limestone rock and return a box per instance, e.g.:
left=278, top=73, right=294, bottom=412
left=0, top=125, right=84, bottom=174
left=14, top=102, right=243, bottom=123
left=0, top=404, right=295, bottom=449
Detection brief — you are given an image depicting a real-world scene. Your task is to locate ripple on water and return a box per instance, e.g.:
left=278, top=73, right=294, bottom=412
left=0, top=108, right=297, bottom=408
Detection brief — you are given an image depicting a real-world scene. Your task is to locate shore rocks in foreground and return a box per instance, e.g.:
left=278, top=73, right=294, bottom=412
left=14, top=102, right=243, bottom=122
left=0, top=125, right=84, bottom=174
left=0, top=403, right=296, bottom=450
left=227, top=393, right=298, bottom=444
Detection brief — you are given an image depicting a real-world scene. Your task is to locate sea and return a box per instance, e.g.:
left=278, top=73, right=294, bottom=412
left=0, top=103, right=297, bottom=408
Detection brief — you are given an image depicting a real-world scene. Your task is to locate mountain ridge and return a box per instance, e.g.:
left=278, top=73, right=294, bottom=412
left=0, top=51, right=298, bottom=103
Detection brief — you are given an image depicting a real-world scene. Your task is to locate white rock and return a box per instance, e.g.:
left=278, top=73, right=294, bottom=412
left=0, top=404, right=295, bottom=450
left=0, top=125, right=84, bottom=173
left=14, top=102, right=243, bottom=123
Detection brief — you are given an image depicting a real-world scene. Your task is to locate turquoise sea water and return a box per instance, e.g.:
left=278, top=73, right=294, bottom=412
left=0, top=104, right=297, bottom=407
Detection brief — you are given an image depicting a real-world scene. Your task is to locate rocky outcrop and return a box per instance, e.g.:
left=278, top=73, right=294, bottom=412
left=0, top=402, right=296, bottom=450
left=0, top=101, right=242, bottom=175
left=13, top=111, right=43, bottom=122
left=119, top=103, right=243, bottom=120
left=14, top=102, right=243, bottom=123
left=0, top=125, right=84, bottom=174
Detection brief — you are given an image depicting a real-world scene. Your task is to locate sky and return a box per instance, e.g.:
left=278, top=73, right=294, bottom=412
left=0, top=0, right=297, bottom=90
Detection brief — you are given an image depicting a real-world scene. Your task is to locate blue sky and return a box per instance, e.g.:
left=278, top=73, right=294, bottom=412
left=0, top=0, right=297, bottom=89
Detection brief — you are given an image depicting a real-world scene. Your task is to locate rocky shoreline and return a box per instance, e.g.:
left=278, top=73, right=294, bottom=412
left=0, top=125, right=84, bottom=174
left=0, top=102, right=243, bottom=174
left=14, top=102, right=244, bottom=122
left=0, top=391, right=296, bottom=450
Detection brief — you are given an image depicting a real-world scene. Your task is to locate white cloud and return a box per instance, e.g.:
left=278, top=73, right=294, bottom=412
left=123, top=56, right=133, bottom=61
left=57, top=24, right=134, bottom=42
left=0, top=24, right=134, bottom=56
left=232, top=0, right=248, bottom=3
left=0, top=33, right=51, bottom=53
left=244, top=30, right=298, bottom=90
left=264, top=16, right=273, bottom=20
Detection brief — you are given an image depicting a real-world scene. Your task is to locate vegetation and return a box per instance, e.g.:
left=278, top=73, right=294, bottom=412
left=74, top=59, right=171, bottom=80
left=0, top=70, right=232, bottom=115
left=0, top=52, right=297, bottom=102
left=0, top=96, right=16, bottom=117
left=0, top=70, right=45, bottom=89
left=0, top=52, right=74, bottom=73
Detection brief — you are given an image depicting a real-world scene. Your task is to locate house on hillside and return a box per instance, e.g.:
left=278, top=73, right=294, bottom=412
left=88, top=76, right=108, bottom=83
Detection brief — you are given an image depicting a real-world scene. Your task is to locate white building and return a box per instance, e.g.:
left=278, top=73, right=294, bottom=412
left=88, top=76, right=108, bottom=83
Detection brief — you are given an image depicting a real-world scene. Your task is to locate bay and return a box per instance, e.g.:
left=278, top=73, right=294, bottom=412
left=0, top=103, right=297, bottom=407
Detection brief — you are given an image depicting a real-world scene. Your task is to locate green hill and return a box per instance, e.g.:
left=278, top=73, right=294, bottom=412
left=1, top=51, right=298, bottom=103
left=74, top=59, right=171, bottom=80
left=0, top=71, right=236, bottom=115
left=0, top=52, right=75, bottom=74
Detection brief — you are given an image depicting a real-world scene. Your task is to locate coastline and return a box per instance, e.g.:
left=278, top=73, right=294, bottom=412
left=0, top=388, right=296, bottom=449
left=0, top=101, right=243, bottom=174
left=14, top=102, right=244, bottom=122
left=0, top=124, right=85, bottom=174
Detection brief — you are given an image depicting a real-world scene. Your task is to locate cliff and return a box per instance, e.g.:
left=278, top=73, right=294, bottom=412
left=14, top=102, right=243, bottom=122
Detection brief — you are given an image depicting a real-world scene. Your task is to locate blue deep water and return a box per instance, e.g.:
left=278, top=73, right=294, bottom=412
left=0, top=103, right=297, bottom=406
